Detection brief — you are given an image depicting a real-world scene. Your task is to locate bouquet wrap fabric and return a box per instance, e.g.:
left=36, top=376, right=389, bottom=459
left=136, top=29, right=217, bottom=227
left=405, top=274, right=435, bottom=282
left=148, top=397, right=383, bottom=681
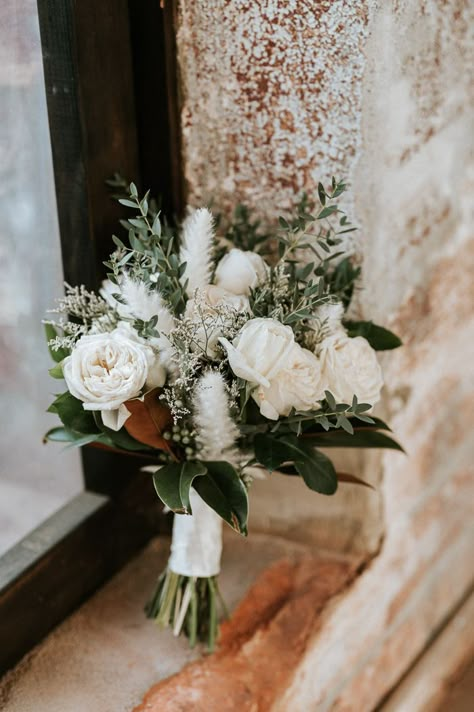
left=169, top=489, right=223, bottom=577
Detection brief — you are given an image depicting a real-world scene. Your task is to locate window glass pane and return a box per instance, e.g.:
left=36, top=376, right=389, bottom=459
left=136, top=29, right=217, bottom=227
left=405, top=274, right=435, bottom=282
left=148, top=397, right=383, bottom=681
left=0, top=2, right=82, bottom=555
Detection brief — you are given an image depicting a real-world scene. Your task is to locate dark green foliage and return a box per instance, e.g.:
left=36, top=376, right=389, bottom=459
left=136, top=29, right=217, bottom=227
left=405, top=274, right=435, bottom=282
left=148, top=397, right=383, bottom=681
left=344, top=320, right=402, bottom=350
left=152, top=461, right=248, bottom=535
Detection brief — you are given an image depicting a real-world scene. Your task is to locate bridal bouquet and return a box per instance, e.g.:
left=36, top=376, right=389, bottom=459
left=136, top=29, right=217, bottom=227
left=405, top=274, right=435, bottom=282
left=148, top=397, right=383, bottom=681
left=44, top=177, right=402, bottom=650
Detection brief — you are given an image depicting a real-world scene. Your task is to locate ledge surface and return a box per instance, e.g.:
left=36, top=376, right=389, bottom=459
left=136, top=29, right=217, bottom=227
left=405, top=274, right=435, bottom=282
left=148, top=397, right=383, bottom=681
left=0, top=530, right=351, bottom=712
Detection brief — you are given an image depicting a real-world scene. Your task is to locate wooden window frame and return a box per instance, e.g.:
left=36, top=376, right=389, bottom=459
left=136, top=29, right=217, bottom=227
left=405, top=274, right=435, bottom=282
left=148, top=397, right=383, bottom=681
left=0, top=0, right=181, bottom=674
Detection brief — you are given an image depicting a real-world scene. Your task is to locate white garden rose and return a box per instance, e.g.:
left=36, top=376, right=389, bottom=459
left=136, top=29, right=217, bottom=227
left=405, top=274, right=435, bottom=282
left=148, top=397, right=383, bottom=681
left=254, top=344, right=326, bottom=420
left=220, top=318, right=295, bottom=386
left=214, top=248, right=268, bottom=295
left=184, top=285, right=249, bottom=358
left=220, top=318, right=326, bottom=419
left=63, top=330, right=152, bottom=415
left=319, top=334, right=383, bottom=406
left=113, top=321, right=167, bottom=389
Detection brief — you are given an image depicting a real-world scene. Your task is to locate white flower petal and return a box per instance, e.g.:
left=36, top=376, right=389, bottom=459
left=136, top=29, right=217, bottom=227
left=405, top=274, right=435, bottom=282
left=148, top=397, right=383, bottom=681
left=101, top=404, right=132, bottom=431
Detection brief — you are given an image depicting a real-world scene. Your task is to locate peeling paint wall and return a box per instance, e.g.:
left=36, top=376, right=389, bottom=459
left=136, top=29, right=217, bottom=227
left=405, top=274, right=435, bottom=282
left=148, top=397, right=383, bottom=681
left=176, top=0, right=474, bottom=556
left=177, top=1, right=372, bottom=223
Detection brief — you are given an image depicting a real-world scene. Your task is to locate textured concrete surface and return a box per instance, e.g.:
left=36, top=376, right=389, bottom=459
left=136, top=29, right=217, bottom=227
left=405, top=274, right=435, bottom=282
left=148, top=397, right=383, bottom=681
left=134, top=555, right=358, bottom=712
left=381, top=593, right=474, bottom=712
left=0, top=531, right=322, bottom=712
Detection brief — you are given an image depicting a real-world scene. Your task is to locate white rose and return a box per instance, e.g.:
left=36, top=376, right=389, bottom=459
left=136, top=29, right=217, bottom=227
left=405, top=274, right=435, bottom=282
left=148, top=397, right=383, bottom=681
left=184, top=285, right=249, bottom=358
left=63, top=330, right=153, bottom=431
left=113, top=321, right=166, bottom=389
left=254, top=344, right=326, bottom=420
left=214, top=248, right=268, bottom=295
left=319, top=334, right=383, bottom=405
left=220, top=318, right=326, bottom=419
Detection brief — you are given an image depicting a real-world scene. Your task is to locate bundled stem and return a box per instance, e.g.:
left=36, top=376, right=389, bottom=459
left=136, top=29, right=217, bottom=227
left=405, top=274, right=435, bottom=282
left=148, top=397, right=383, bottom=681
left=146, top=569, right=228, bottom=651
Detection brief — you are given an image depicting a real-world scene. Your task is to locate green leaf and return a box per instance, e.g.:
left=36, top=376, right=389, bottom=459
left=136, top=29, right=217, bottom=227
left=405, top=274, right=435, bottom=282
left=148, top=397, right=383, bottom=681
left=254, top=434, right=293, bottom=472
left=118, top=198, right=137, bottom=209
left=44, top=323, right=69, bottom=362
left=303, top=430, right=405, bottom=452
left=43, top=426, right=109, bottom=449
left=254, top=434, right=337, bottom=495
left=94, top=414, right=154, bottom=452
left=318, top=182, right=326, bottom=206
left=151, top=213, right=162, bottom=236
left=179, top=461, right=208, bottom=513
left=194, top=461, right=249, bottom=535
left=47, top=392, right=98, bottom=434
left=317, top=205, right=338, bottom=220
left=344, top=320, right=402, bottom=351
left=279, top=436, right=338, bottom=495
left=63, top=433, right=110, bottom=449
left=153, top=463, right=187, bottom=513
left=337, top=472, right=375, bottom=490
left=48, top=363, right=64, bottom=379
left=44, top=427, right=77, bottom=443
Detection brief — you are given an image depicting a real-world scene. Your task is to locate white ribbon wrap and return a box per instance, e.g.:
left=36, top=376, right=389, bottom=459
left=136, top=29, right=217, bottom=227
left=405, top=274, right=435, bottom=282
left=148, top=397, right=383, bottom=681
left=168, top=489, right=223, bottom=577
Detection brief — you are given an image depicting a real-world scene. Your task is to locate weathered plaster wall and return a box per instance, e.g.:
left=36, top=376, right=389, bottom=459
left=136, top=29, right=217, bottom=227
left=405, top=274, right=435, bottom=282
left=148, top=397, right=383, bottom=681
left=177, top=0, right=372, bottom=224
left=176, top=0, right=474, bottom=561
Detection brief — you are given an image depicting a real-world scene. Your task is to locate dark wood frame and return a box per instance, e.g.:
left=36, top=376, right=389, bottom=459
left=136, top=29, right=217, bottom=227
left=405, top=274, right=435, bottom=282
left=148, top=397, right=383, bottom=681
left=0, top=0, right=180, bottom=675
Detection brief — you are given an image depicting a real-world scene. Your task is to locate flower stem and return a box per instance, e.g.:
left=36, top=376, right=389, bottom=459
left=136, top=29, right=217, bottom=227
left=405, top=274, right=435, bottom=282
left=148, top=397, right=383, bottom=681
left=146, top=568, right=226, bottom=652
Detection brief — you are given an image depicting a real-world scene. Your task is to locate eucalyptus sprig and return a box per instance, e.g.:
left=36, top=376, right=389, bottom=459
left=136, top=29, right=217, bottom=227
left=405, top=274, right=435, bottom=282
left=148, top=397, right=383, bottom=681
left=104, top=182, right=187, bottom=313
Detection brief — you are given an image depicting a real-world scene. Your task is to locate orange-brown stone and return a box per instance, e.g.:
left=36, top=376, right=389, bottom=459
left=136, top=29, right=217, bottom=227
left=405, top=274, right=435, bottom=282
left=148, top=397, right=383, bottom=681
left=134, top=556, right=358, bottom=712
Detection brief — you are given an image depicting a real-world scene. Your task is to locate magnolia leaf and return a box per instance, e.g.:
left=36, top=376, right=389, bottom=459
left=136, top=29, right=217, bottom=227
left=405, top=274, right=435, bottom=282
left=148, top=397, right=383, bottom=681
left=124, top=388, right=173, bottom=453
left=194, top=461, right=249, bottom=536
left=43, top=426, right=109, bottom=450
left=254, top=434, right=292, bottom=472
left=336, top=472, right=375, bottom=490
left=95, top=414, right=154, bottom=452
left=303, top=430, right=405, bottom=452
left=179, top=461, right=208, bottom=513
left=279, top=436, right=338, bottom=495
left=47, top=392, right=98, bottom=434
left=344, top=320, right=402, bottom=350
left=153, top=463, right=187, bottom=513
left=254, top=434, right=337, bottom=495
left=43, top=427, right=77, bottom=443
left=63, top=433, right=110, bottom=449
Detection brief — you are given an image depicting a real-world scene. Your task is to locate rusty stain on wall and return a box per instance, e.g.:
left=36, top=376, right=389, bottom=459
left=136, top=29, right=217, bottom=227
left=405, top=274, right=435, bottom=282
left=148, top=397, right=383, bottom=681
left=177, top=0, right=372, bottom=235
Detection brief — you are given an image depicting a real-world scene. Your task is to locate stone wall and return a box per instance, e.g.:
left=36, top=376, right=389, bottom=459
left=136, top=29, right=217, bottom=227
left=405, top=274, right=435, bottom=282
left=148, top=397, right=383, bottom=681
left=175, top=0, right=474, bottom=557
